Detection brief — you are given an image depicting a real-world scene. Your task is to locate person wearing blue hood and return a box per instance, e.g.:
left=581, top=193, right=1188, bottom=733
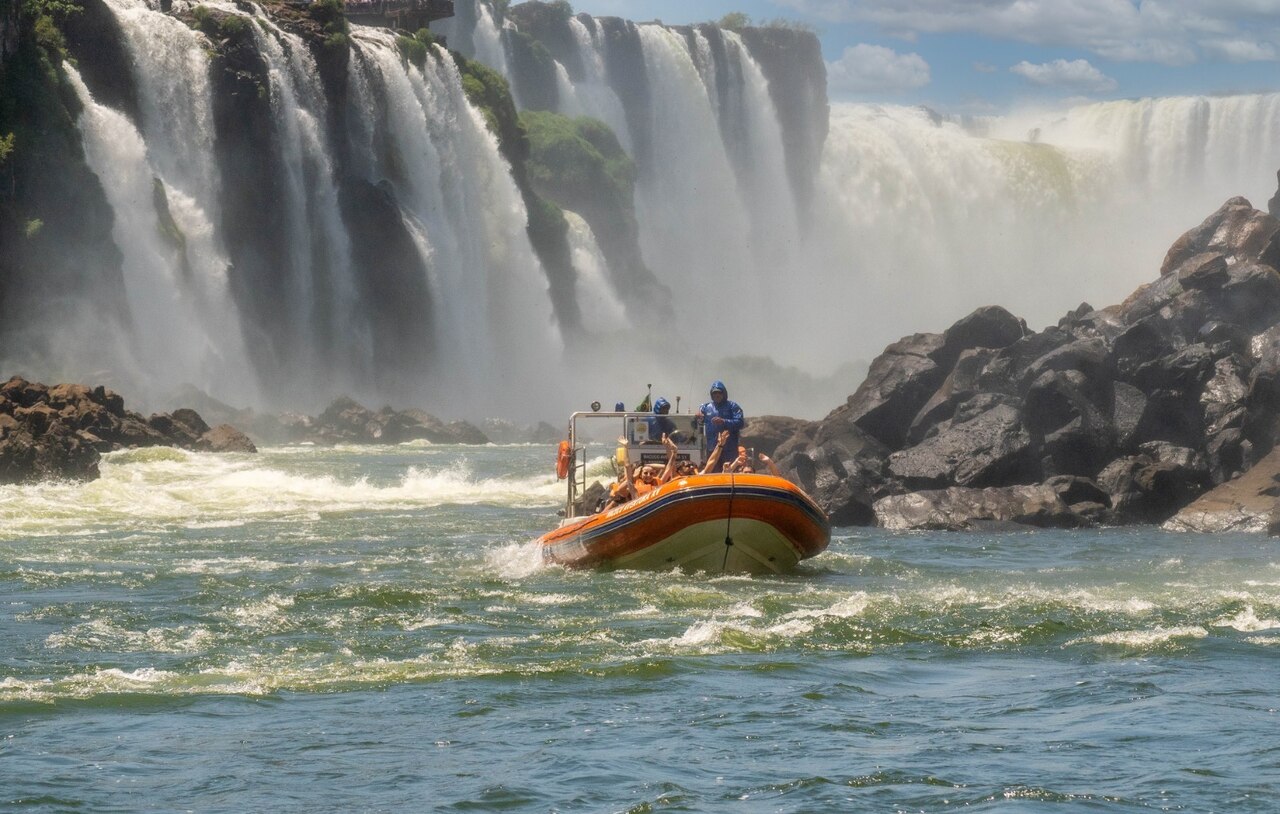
left=698, top=381, right=745, bottom=467
left=648, top=397, right=681, bottom=443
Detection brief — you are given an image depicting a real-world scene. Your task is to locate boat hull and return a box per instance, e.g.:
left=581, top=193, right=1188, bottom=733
left=538, top=474, right=830, bottom=575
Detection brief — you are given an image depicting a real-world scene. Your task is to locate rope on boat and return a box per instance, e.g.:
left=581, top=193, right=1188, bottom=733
left=721, top=470, right=736, bottom=571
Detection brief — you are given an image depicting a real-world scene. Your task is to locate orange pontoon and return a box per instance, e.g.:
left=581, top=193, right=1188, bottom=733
left=537, top=410, right=830, bottom=575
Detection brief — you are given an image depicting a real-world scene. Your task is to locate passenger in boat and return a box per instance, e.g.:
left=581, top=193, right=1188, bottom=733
left=630, top=434, right=681, bottom=495
left=655, top=433, right=682, bottom=482
left=698, top=381, right=744, bottom=464
left=725, top=446, right=755, bottom=474
left=648, top=397, right=681, bottom=442
left=756, top=452, right=784, bottom=478
left=599, top=471, right=633, bottom=512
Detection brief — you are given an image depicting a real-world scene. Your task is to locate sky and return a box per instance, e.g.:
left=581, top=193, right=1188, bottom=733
left=563, top=0, right=1280, bottom=112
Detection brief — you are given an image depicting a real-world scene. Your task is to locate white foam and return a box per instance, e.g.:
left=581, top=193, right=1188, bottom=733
left=1216, top=606, right=1280, bottom=632
left=1067, top=626, right=1208, bottom=647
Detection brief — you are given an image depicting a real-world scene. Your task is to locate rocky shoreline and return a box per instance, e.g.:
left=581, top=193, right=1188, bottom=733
left=750, top=197, right=1280, bottom=534
left=0, top=379, right=564, bottom=485
left=0, top=377, right=256, bottom=484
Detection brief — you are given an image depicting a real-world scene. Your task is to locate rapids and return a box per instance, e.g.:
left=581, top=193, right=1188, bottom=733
left=2, top=444, right=1278, bottom=810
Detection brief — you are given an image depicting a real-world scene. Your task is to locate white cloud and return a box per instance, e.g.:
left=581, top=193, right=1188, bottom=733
left=1010, top=58, right=1118, bottom=92
left=773, top=0, right=1280, bottom=65
left=1199, top=38, right=1279, bottom=61
left=827, top=44, right=931, bottom=93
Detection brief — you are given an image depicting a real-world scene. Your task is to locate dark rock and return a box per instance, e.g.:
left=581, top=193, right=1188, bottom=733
left=1161, top=197, right=1280, bottom=275
left=932, top=305, right=1027, bottom=371
left=1043, top=474, right=1111, bottom=507
left=873, top=484, right=1082, bottom=531
left=775, top=413, right=888, bottom=526
left=976, top=327, right=1075, bottom=394
left=1111, top=383, right=1152, bottom=450
left=1024, top=369, right=1114, bottom=476
left=906, top=348, right=995, bottom=444
left=0, top=378, right=257, bottom=483
left=1096, top=444, right=1210, bottom=524
left=741, top=415, right=814, bottom=459
left=444, top=421, right=491, bottom=445
left=147, top=413, right=204, bottom=448
left=1164, top=446, right=1280, bottom=532
left=200, top=424, right=258, bottom=454
left=843, top=332, right=947, bottom=447
left=888, top=395, right=1036, bottom=488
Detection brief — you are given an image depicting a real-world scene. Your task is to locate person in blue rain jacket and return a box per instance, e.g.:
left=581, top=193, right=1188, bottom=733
left=648, top=397, right=680, bottom=443
left=698, top=381, right=745, bottom=468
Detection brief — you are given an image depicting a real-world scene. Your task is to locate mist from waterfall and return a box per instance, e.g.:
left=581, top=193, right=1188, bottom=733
left=804, top=96, right=1280, bottom=375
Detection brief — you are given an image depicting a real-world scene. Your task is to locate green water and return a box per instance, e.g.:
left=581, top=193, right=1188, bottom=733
left=2, top=444, right=1277, bottom=811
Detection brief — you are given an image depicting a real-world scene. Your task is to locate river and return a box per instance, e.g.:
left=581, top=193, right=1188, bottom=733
left=2, top=444, right=1277, bottom=811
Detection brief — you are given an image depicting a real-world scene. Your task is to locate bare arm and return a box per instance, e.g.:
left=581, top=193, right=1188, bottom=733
left=700, top=430, right=730, bottom=475
left=658, top=434, right=678, bottom=483
left=758, top=452, right=783, bottom=478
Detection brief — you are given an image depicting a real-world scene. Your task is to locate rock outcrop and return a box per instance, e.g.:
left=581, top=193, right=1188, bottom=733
left=1162, top=446, right=1280, bottom=533
left=278, top=397, right=491, bottom=446
left=778, top=198, right=1280, bottom=531
left=0, top=376, right=257, bottom=485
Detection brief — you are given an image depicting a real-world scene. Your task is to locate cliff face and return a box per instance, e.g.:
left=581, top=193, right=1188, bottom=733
left=0, top=2, right=127, bottom=371
left=2, top=0, right=19, bottom=65
left=739, top=26, right=828, bottom=218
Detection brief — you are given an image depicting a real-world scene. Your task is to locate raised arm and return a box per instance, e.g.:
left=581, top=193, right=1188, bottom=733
left=757, top=452, right=783, bottom=478
left=700, top=430, right=730, bottom=475
left=658, top=434, right=679, bottom=483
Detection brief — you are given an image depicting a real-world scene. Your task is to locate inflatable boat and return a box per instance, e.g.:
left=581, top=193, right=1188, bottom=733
left=537, top=409, right=829, bottom=575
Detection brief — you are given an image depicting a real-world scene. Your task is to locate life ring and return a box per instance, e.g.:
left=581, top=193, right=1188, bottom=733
left=556, top=440, right=572, bottom=479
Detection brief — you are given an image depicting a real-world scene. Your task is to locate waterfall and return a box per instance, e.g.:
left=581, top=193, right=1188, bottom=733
left=563, top=16, right=631, bottom=152
left=82, top=0, right=255, bottom=404
left=347, top=29, right=561, bottom=414
left=19, top=1, right=1280, bottom=422
left=67, top=65, right=249, bottom=400
left=563, top=211, right=628, bottom=334
left=433, top=0, right=510, bottom=84
left=243, top=7, right=370, bottom=388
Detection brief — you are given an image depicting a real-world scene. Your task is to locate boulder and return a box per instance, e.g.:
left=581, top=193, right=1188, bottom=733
left=775, top=412, right=889, bottom=525
left=873, top=484, right=1082, bottom=531
left=199, top=424, right=258, bottom=453
left=931, top=305, right=1027, bottom=371
left=1160, top=197, right=1280, bottom=275
left=888, top=395, right=1036, bottom=488
left=1096, top=444, right=1210, bottom=524
left=906, top=347, right=995, bottom=444
left=0, top=377, right=257, bottom=484
left=1023, top=368, right=1114, bottom=477
left=1163, top=446, right=1280, bottom=532
left=740, top=415, right=814, bottom=459
left=842, top=332, right=947, bottom=447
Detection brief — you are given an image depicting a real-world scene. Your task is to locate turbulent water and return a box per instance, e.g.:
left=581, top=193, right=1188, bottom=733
left=3, top=445, right=1277, bottom=810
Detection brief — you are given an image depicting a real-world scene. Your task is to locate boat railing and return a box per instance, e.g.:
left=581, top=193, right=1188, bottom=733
left=563, top=411, right=704, bottom=519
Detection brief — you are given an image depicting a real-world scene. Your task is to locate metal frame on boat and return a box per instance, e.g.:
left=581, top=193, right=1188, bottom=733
left=538, top=410, right=830, bottom=575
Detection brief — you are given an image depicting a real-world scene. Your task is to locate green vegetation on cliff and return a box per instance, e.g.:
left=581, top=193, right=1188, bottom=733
left=0, top=0, right=126, bottom=347
left=519, top=109, right=634, bottom=215
left=450, top=50, right=582, bottom=334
